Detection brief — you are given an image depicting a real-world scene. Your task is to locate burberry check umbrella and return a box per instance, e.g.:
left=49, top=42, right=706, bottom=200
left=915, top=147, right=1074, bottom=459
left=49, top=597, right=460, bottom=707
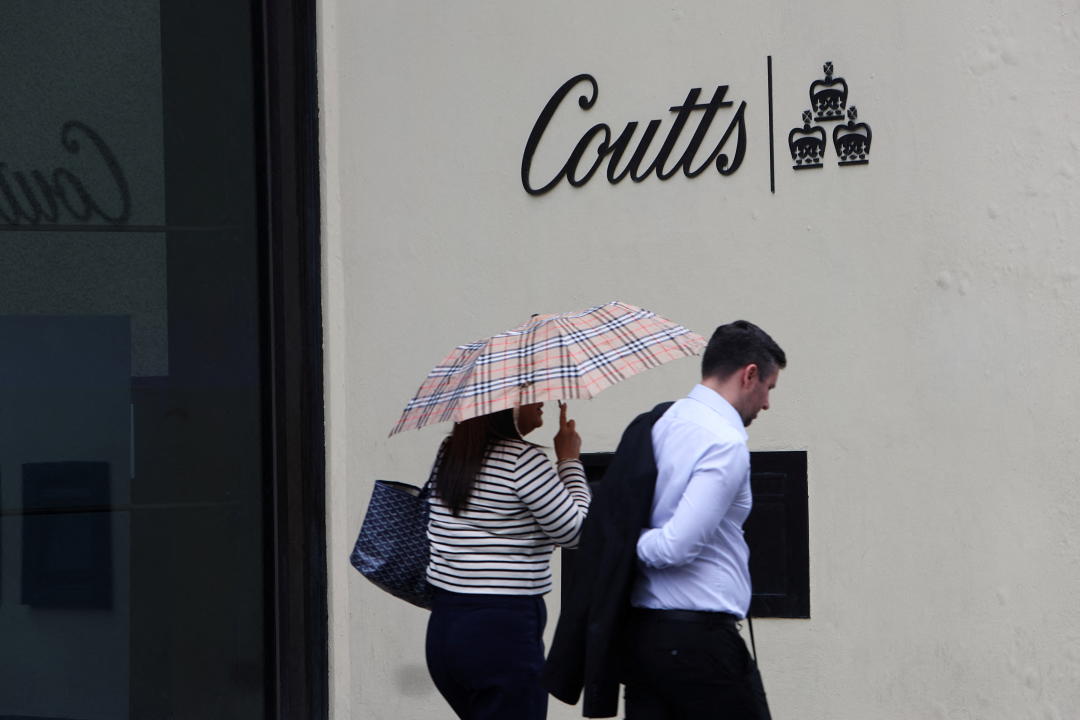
left=390, top=301, right=706, bottom=435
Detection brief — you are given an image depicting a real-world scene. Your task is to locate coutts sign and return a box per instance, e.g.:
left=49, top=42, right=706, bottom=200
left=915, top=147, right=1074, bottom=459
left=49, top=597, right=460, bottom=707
left=521, top=73, right=747, bottom=195
left=0, top=121, right=131, bottom=226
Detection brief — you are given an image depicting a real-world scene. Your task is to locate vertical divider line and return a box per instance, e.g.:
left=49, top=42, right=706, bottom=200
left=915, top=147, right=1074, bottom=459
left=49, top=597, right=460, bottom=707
left=768, top=55, right=775, bottom=194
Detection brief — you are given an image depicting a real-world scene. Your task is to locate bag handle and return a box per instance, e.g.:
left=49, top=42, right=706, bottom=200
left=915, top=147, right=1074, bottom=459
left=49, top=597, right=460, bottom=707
left=421, top=439, right=447, bottom=499
left=747, top=614, right=758, bottom=663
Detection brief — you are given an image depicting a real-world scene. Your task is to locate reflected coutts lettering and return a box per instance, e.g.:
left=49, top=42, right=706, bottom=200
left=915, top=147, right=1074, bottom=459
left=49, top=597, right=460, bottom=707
left=0, top=121, right=131, bottom=225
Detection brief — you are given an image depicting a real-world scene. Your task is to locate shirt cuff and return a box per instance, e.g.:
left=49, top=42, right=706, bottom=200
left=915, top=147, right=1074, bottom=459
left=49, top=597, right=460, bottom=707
left=555, top=458, right=587, bottom=483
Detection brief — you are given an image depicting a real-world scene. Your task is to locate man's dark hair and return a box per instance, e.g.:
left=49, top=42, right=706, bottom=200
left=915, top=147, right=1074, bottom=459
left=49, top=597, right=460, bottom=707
left=701, top=320, right=787, bottom=380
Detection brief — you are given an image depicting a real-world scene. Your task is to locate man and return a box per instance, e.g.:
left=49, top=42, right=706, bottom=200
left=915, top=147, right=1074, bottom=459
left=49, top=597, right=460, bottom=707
left=624, top=319, right=785, bottom=719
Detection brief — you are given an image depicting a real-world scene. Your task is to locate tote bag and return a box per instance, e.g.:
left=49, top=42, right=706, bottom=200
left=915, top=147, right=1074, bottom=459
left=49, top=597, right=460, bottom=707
left=349, top=479, right=435, bottom=609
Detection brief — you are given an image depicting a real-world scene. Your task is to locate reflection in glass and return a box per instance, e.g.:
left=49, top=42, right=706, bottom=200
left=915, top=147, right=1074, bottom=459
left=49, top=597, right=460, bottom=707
left=0, top=1, right=266, bottom=718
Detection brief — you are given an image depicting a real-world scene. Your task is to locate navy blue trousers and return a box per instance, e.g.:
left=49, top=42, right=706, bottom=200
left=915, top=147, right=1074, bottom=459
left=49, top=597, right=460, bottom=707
left=425, top=589, right=548, bottom=720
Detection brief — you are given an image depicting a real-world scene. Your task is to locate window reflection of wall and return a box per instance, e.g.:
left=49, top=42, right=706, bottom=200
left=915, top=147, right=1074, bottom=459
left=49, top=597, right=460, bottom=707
left=0, top=2, right=164, bottom=718
left=0, top=235, right=168, bottom=376
left=0, top=316, right=131, bottom=720
left=1, top=0, right=268, bottom=716
left=0, top=1, right=165, bottom=228
left=0, top=0, right=170, bottom=372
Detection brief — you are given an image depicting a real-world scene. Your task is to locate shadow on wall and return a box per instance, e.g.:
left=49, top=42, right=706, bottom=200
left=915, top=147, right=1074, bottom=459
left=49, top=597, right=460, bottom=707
left=394, top=664, right=436, bottom=699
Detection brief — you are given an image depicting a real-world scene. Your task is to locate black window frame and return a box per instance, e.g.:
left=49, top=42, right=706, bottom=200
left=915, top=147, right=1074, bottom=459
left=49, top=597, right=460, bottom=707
left=254, top=0, right=327, bottom=718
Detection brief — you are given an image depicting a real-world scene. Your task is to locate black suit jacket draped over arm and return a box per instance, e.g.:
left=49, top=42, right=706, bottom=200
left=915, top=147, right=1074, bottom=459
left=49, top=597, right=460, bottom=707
left=542, top=402, right=673, bottom=718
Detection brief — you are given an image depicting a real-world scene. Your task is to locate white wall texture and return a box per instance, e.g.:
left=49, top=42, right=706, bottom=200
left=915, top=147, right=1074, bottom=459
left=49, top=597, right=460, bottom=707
left=319, top=1, right=1080, bottom=718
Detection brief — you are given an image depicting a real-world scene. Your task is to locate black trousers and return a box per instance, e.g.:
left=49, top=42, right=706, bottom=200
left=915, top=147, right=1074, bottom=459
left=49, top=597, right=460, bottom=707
left=425, top=589, right=548, bottom=720
left=623, top=609, right=771, bottom=720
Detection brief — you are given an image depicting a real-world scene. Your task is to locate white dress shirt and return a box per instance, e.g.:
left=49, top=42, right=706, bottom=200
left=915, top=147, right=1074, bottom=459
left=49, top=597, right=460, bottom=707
left=631, top=384, right=753, bottom=616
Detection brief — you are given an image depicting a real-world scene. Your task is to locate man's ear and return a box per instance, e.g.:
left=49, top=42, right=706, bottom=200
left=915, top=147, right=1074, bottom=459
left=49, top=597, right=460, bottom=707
left=742, top=363, right=759, bottom=387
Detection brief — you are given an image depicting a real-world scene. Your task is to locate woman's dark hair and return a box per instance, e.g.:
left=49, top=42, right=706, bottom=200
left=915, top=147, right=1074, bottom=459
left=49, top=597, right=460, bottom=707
left=434, top=408, right=518, bottom=516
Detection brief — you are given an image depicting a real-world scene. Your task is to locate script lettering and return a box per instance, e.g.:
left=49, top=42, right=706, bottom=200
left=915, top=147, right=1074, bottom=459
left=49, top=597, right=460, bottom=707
left=0, top=121, right=131, bottom=226
left=522, top=75, right=748, bottom=195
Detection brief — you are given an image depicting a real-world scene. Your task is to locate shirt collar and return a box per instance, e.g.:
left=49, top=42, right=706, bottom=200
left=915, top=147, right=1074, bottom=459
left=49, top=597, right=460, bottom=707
left=688, top=384, right=748, bottom=441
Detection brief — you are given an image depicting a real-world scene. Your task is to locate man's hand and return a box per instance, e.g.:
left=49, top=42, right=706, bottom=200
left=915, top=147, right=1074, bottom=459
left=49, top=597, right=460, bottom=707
left=553, top=400, right=581, bottom=462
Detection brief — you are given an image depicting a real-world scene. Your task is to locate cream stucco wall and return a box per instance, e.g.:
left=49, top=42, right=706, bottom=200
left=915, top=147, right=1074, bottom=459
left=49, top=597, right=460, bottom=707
left=320, top=2, right=1080, bottom=718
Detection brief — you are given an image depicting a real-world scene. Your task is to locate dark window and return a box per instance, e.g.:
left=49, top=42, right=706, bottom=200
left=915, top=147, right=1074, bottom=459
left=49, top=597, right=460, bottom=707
left=0, top=1, right=323, bottom=719
left=21, top=462, right=113, bottom=609
left=576, top=450, right=810, bottom=619
left=745, top=451, right=809, bottom=618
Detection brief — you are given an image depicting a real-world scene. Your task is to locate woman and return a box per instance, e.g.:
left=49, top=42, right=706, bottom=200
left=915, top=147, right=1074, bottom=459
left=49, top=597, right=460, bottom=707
left=425, top=400, right=591, bottom=720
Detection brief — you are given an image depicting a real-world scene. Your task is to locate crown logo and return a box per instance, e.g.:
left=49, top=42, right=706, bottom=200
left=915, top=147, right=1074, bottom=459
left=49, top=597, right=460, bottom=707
left=810, top=61, right=848, bottom=122
left=789, top=110, right=826, bottom=169
left=832, top=106, right=871, bottom=165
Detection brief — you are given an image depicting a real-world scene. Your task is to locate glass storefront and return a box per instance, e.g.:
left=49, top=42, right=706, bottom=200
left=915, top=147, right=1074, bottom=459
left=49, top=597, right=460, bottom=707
left=0, top=2, right=322, bottom=718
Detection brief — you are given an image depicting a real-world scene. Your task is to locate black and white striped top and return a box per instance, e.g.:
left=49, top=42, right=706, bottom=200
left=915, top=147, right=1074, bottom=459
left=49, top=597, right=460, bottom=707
left=426, top=438, right=591, bottom=595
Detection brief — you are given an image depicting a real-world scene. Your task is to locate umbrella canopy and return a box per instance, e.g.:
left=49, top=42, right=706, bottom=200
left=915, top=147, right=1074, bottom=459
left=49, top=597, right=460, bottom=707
left=390, top=301, right=705, bottom=436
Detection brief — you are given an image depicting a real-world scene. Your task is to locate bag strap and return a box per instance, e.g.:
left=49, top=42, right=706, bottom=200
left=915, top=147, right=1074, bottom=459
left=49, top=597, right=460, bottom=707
left=420, top=466, right=436, bottom=499
left=747, top=614, right=758, bottom=663
left=421, top=440, right=448, bottom=499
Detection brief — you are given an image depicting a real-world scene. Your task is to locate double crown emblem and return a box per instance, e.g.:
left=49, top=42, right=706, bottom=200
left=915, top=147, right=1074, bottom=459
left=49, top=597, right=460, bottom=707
left=789, top=62, right=872, bottom=169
